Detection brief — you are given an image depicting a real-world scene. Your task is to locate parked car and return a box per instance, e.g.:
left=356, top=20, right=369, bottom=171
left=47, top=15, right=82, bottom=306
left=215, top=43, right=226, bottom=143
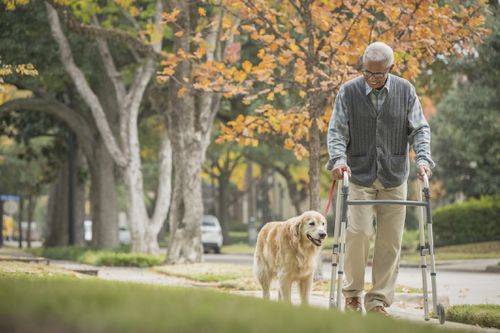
left=201, top=215, right=223, bottom=254
left=84, top=220, right=131, bottom=245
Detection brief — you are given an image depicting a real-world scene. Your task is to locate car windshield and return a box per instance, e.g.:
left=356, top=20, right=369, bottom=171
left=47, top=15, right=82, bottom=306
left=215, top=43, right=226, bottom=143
left=202, top=221, right=216, bottom=227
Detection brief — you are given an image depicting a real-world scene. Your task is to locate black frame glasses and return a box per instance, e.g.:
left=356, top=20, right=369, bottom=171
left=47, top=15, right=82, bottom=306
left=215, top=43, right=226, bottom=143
left=361, top=68, right=389, bottom=79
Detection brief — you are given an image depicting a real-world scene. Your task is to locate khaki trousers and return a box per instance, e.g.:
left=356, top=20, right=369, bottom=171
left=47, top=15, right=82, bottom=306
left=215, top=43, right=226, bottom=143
left=342, top=179, right=407, bottom=311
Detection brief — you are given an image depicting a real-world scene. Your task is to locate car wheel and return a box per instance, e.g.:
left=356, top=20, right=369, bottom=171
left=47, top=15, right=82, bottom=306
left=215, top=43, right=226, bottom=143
left=214, top=246, right=221, bottom=254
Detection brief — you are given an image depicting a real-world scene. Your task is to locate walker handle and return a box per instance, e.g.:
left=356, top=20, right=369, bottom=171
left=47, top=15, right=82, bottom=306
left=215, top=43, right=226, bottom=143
left=343, top=171, right=349, bottom=187
left=422, top=173, right=430, bottom=189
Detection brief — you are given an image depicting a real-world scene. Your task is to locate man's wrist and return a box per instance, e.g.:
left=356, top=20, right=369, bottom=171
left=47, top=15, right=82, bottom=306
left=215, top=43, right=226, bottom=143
left=417, top=160, right=430, bottom=169
left=333, top=159, right=347, bottom=170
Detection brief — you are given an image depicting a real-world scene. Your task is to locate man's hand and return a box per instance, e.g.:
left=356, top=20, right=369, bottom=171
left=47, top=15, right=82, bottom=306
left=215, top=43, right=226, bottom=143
left=417, top=165, right=432, bottom=180
left=332, top=164, right=351, bottom=180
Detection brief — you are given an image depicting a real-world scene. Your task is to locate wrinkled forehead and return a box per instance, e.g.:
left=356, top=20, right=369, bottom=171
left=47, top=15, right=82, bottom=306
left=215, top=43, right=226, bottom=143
left=302, top=212, right=326, bottom=224
left=363, top=59, right=388, bottom=72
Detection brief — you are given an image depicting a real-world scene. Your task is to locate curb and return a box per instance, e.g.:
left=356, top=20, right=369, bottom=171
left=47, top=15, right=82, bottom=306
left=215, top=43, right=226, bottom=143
left=486, top=265, right=500, bottom=273
left=394, top=292, right=450, bottom=307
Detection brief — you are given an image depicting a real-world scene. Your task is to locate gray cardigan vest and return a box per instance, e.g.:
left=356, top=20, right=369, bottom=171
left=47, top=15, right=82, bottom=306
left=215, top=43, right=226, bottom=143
left=344, top=75, right=412, bottom=188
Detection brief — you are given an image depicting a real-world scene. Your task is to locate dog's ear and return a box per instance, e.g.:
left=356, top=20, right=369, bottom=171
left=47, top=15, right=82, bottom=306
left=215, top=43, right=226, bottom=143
left=292, top=218, right=302, bottom=242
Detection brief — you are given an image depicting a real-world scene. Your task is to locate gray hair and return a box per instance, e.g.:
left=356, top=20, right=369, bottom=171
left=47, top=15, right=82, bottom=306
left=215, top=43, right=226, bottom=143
left=363, top=42, right=394, bottom=67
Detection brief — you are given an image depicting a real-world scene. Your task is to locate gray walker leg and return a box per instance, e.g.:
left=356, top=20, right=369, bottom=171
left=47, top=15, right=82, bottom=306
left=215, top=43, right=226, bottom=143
left=422, top=175, right=446, bottom=324
left=329, top=172, right=349, bottom=310
left=417, top=175, right=445, bottom=323
left=329, top=181, right=342, bottom=308
left=417, top=179, right=430, bottom=320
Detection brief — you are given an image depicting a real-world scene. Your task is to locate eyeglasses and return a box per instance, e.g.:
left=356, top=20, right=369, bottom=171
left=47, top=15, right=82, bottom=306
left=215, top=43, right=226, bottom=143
left=361, top=68, right=389, bottom=79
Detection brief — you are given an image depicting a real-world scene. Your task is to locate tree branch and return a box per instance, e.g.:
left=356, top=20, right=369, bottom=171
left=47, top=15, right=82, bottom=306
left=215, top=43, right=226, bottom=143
left=44, top=0, right=161, bottom=59
left=45, top=2, right=128, bottom=168
left=92, top=15, right=127, bottom=108
left=0, top=97, right=95, bottom=158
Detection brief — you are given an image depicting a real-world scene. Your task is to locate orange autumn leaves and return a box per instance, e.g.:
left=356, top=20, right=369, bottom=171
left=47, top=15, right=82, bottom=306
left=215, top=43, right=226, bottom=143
left=157, top=0, right=488, bottom=160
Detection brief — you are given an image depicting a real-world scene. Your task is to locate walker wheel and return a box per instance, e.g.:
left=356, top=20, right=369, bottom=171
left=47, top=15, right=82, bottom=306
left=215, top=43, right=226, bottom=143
left=437, top=304, right=446, bottom=324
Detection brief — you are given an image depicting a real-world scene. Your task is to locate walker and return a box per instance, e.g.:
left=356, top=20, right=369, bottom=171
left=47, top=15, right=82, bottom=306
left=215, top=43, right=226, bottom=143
left=328, top=171, right=446, bottom=324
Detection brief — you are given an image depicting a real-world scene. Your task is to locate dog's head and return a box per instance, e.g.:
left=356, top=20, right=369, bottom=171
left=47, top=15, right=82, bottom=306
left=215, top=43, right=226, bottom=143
left=293, top=211, right=327, bottom=247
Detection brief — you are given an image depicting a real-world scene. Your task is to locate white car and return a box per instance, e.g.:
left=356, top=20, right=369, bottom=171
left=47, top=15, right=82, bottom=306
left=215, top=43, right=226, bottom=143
left=84, top=220, right=130, bottom=245
left=201, top=215, right=223, bottom=253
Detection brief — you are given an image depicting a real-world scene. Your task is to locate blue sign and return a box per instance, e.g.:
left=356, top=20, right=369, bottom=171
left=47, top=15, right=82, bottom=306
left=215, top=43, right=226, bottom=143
left=0, top=195, right=20, bottom=202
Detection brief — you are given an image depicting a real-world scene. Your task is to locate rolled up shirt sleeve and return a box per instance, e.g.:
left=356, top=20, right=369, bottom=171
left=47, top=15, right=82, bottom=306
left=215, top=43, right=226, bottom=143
left=407, top=86, right=435, bottom=169
left=326, top=86, right=350, bottom=171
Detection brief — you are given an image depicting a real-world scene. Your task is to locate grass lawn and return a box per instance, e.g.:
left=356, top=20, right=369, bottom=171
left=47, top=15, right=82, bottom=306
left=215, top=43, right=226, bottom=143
left=222, top=242, right=255, bottom=254
left=446, top=305, right=500, bottom=329
left=401, top=241, right=500, bottom=262
left=0, top=272, right=465, bottom=333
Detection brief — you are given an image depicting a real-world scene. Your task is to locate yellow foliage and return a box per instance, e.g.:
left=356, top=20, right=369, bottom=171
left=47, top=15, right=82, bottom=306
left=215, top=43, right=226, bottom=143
left=242, top=60, right=253, bottom=73
left=162, top=8, right=180, bottom=23
left=2, top=0, right=29, bottom=10
left=177, top=87, right=187, bottom=97
left=0, top=84, right=33, bottom=105
left=156, top=1, right=488, bottom=165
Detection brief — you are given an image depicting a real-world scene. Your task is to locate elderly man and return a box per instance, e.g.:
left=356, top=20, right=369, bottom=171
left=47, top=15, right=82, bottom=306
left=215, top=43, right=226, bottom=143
left=326, top=42, right=434, bottom=316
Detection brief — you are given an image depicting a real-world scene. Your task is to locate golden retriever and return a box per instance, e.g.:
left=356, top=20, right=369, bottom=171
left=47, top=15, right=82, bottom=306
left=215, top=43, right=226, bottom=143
left=253, top=211, right=327, bottom=305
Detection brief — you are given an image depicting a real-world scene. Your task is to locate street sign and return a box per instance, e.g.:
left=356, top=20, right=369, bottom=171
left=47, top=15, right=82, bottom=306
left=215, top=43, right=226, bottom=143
left=3, top=201, right=18, bottom=214
left=0, top=195, right=20, bottom=202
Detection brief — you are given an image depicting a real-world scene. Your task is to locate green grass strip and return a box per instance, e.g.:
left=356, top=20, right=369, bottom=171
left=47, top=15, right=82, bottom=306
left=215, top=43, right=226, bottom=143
left=447, top=304, right=500, bottom=329
left=0, top=273, right=462, bottom=333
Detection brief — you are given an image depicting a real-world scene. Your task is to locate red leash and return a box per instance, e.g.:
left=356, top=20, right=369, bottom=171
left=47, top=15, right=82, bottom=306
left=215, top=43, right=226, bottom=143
left=323, top=179, right=337, bottom=216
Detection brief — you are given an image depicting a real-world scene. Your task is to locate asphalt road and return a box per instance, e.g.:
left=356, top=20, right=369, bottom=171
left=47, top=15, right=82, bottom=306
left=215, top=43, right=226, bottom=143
left=204, top=253, right=500, bottom=306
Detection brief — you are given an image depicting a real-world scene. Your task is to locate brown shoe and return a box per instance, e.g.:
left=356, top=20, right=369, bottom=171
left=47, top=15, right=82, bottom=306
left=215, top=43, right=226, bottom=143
left=345, top=297, right=362, bottom=312
left=368, top=305, right=390, bottom=317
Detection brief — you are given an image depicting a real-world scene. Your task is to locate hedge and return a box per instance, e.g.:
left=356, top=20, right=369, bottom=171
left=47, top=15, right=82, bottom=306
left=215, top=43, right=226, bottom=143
left=432, top=196, right=500, bottom=246
left=30, top=246, right=163, bottom=268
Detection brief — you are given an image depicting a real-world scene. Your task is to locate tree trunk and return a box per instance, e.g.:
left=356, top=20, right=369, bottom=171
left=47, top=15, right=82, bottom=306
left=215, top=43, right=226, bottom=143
left=276, top=167, right=306, bottom=216
left=45, top=163, right=68, bottom=246
left=166, top=135, right=204, bottom=263
left=308, top=120, right=321, bottom=211
left=123, top=161, right=149, bottom=253
left=27, top=191, right=34, bottom=248
left=217, top=175, right=230, bottom=244
left=18, top=197, right=23, bottom=248
left=308, top=114, right=323, bottom=281
left=89, top=140, right=118, bottom=249
left=73, top=148, right=86, bottom=246
left=45, top=147, right=88, bottom=247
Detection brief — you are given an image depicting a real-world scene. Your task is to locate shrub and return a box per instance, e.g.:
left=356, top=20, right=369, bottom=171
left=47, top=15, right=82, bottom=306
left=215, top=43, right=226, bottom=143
left=81, top=252, right=163, bottom=268
left=33, top=246, right=163, bottom=268
left=432, top=196, right=500, bottom=246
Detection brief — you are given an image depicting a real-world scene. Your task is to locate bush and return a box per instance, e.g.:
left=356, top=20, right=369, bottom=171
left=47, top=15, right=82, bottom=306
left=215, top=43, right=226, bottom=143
left=227, top=231, right=248, bottom=245
left=81, top=252, right=163, bottom=268
left=32, top=246, right=163, bottom=268
left=447, top=305, right=500, bottom=329
left=432, top=196, right=500, bottom=246
left=401, top=229, right=419, bottom=251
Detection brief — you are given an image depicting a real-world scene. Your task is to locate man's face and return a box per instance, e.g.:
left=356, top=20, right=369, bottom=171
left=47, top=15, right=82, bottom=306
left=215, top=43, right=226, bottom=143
left=362, top=60, right=393, bottom=89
